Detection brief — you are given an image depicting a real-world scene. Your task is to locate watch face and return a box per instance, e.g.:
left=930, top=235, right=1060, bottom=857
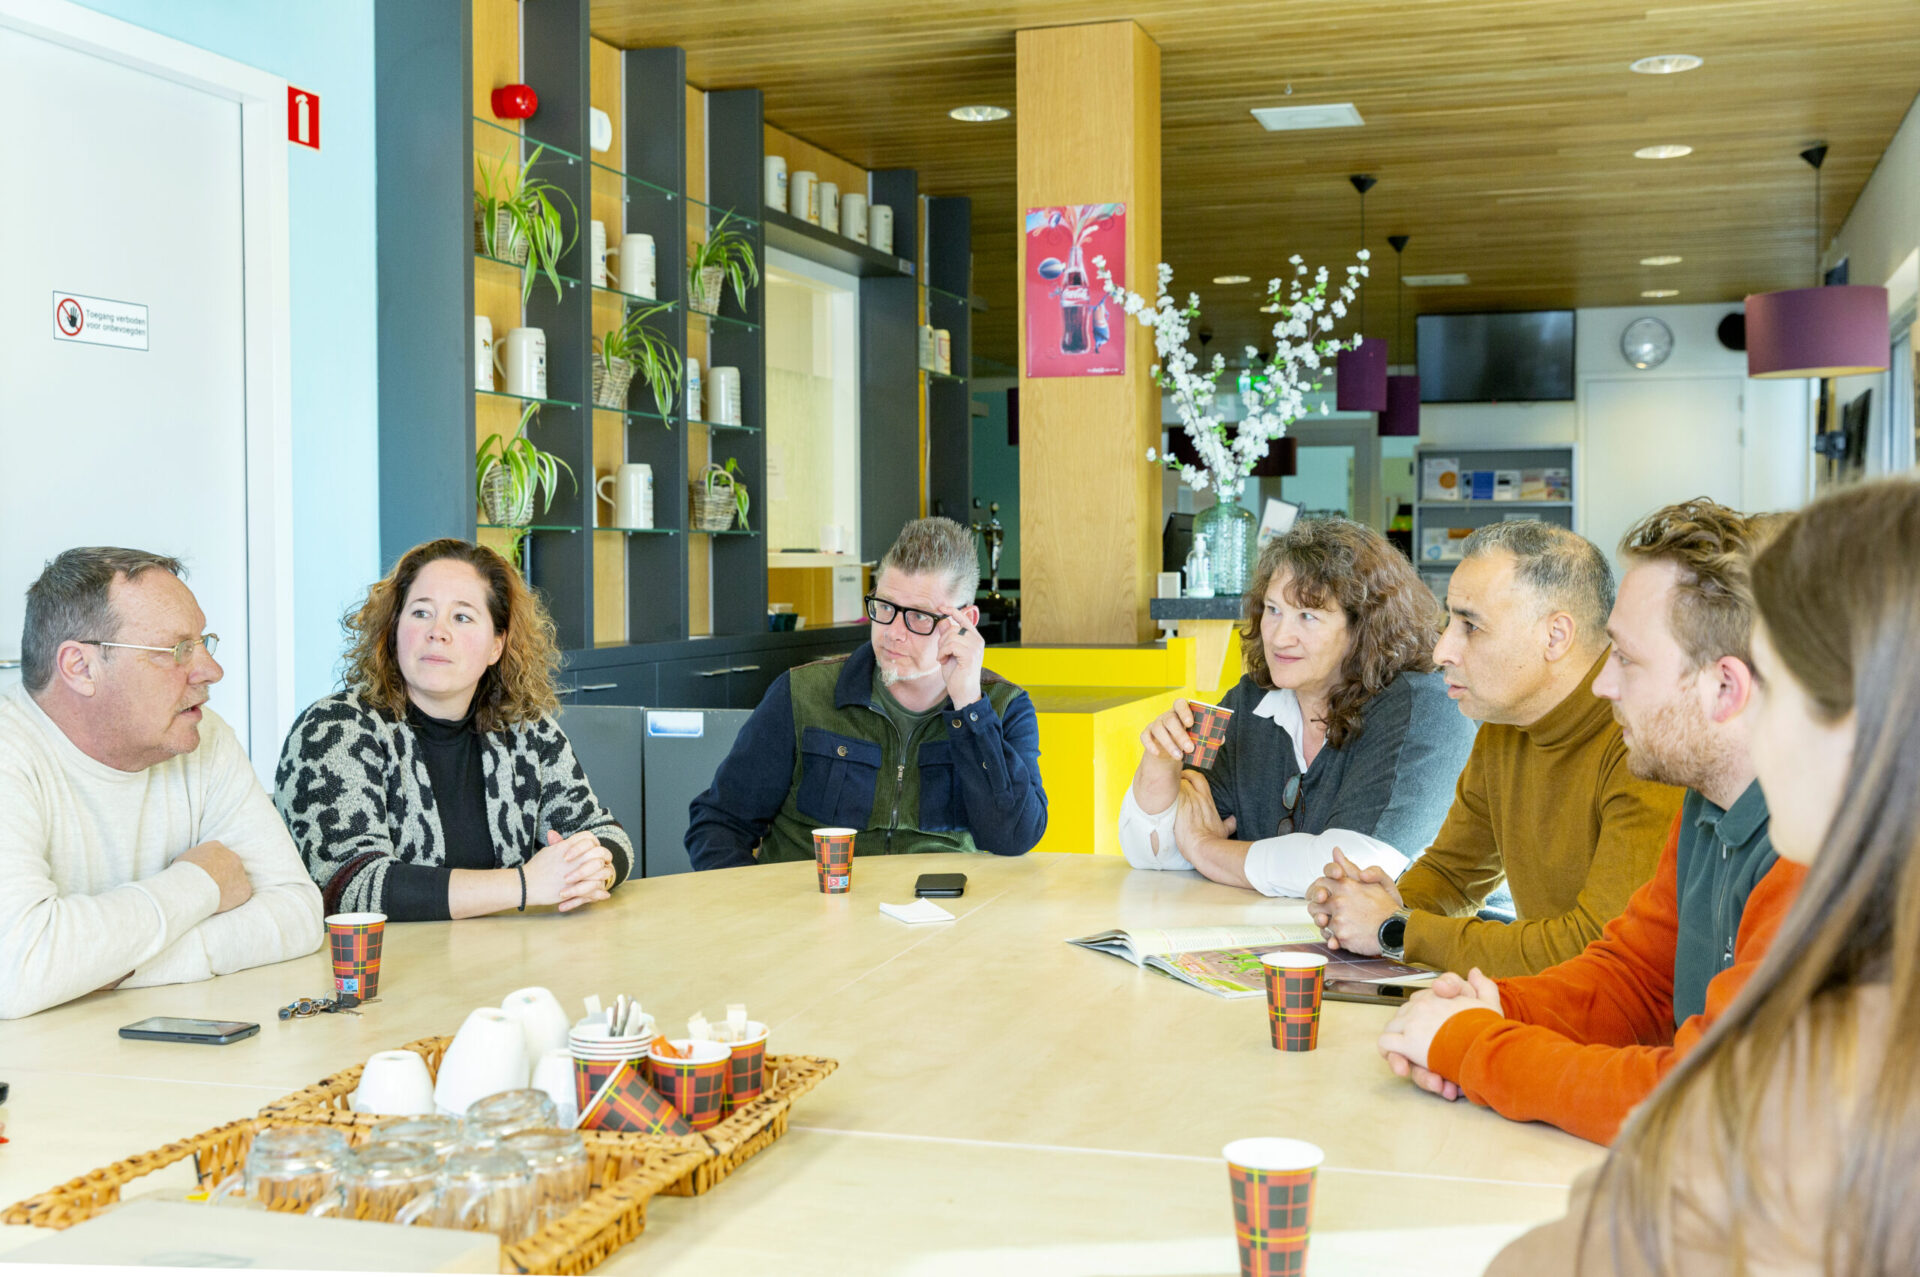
left=1621, top=317, right=1674, bottom=369
left=1380, top=915, right=1407, bottom=951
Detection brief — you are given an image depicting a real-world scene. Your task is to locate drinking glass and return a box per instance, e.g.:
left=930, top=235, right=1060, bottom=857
left=502, top=1129, right=591, bottom=1230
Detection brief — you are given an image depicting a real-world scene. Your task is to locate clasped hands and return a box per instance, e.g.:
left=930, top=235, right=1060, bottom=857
left=524, top=829, right=616, bottom=912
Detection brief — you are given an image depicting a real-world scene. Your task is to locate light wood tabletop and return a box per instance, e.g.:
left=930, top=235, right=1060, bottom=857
left=0, top=852, right=1600, bottom=1274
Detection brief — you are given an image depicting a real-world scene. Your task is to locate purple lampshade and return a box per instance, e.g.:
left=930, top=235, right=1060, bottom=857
left=1745, top=285, right=1890, bottom=379
left=1336, top=337, right=1388, bottom=412
left=1379, top=374, right=1421, bottom=437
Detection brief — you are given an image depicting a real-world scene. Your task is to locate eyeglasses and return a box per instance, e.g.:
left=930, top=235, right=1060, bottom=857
left=1276, top=773, right=1303, bottom=837
left=77, top=633, right=220, bottom=665
left=864, top=595, right=950, bottom=637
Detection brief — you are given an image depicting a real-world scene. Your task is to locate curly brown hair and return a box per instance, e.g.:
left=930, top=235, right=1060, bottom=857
left=342, top=539, right=561, bottom=731
left=1238, top=518, right=1443, bottom=749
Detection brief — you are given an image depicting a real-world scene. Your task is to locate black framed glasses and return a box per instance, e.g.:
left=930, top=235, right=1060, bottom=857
left=1276, top=773, right=1303, bottom=836
left=865, top=595, right=946, bottom=636
left=77, top=634, right=219, bottom=665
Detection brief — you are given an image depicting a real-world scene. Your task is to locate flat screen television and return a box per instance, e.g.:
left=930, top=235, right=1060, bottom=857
left=1417, top=311, right=1576, bottom=402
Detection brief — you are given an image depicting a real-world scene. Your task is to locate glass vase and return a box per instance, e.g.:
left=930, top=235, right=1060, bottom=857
left=1194, top=498, right=1258, bottom=597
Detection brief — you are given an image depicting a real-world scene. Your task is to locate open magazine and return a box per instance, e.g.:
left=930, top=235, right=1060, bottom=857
left=1067, top=923, right=1432, bottom=999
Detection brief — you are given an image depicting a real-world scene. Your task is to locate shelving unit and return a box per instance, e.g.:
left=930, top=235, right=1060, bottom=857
left=1412, top=443, right=1577, bottom=599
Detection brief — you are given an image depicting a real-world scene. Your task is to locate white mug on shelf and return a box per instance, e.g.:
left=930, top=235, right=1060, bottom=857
left=503, top=327, right=546, bottom=399
left=589, top=221, right=608, bottom=288
left=686, top=356, right=702, bottom=420
left=764, top=155, right=788, bottom=212
left=605, top=232, right=655, bottom=299
left=596, top=463, right=654, bottom=530
left=868, top=202, right=893, bottom=254
left=818, top=181, right=839, bottom=234
left=475, top=316, right=495, bottom=392
left=842, top=192, right=868, bottom=243
left=790, top=170, right=817, bottom=224
left=708, top=366, right=742, bottom=426
left=935, top=328, right=952, bottom=375
left=819, top=524, right=843, bottom=554
left=589, top=107, right=613, bottom=154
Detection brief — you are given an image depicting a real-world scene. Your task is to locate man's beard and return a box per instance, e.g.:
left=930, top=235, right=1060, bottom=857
left=1617, top=696, right=1725, bottom=792
left=877, top=652, right=935, bottom=686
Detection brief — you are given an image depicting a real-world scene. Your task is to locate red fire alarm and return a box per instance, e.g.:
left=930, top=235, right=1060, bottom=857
left=287, top=85, right=320, bottom=149
left=491, top=84, right=538, bottom=120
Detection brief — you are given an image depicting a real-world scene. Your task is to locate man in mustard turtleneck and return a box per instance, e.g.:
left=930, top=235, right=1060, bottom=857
left=1311, top=521, right=1682, bottom=977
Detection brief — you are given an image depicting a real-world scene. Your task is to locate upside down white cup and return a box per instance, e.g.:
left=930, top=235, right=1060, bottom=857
left=433, top=1007, right=530, bottom=1117
left=500, top=986, right=570, bottom=1063
left=355, top=1050, right=436, bottom=1117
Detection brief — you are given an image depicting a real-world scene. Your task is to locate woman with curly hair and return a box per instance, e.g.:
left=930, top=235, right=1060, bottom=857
left=1121, top=518, right=1476, bottom=896
left=274, top=540, right=632, bottom=921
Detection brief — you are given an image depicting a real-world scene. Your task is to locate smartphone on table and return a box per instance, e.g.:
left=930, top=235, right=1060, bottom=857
left=1321, top=979, right=1424, bottom=1006
left=914, top=873, right=967, bottom=898
left=118, top=1017, right=260, bottom=1045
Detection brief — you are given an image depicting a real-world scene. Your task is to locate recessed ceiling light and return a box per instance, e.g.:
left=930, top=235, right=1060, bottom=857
left=1213, top=275, right=1252, bottom=285
left=1405, top=273, right=1470, bottom=287
left=948, top=105, right=1009, bottom=123
left=1251, top=102, right=1365, bottom=132
left=1640, top=255, right=1684, bottom=266
left=1641, top=289, right=1680, bottom=298
left=1635, top=144, right=1693, bottom=159
left=1630, top=54, right=1703, bottom=75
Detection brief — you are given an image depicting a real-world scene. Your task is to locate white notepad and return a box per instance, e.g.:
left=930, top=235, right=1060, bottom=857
left=879, top=899, right=956, bottom=925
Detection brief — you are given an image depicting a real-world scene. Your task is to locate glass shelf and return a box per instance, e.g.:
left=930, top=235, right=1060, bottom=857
left=476, top=251, right=580, bottom=290
left=592, top=402, right=676, bottom=425
left=922, top=284, right=970, bottom=307
left=473, top=115, right=582, bottom=166
left=687, top=308, right=761, bottom=334
left=593, top=525, right=678, bottom=535
left=691, top=528, right=757, bottom=536
left=591, top=283, right=674, bottom=309
left=479, top=523, right=579, bottom=533
left=693, top=418, right=759, bottom=433
left=589, top=160, right=759, bottom=228
left=921, top=368, right=965, bottom=383
left=477, top=387, right=582, bottom=410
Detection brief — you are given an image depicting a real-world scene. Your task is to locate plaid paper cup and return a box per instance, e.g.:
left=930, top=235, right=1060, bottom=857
left=1185, top=701, right=1234, bottom=770
left=1224, top=1138, right=1325, bottom=1277
left=325, top=912, right=386, bottom=999
left=716, top=1021, right=770, bottom=1112
left=647, top=1040, right=731, bottom=1131
left=1260, top=952, right=1328, bottom=1052
left=576, top=1060, right=694, bottom=1137
left=811, top=827, right=856, bottom=895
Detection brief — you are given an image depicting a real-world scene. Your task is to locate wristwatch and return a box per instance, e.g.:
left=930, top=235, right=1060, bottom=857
left=1377, top=909, right=1411, bottom=961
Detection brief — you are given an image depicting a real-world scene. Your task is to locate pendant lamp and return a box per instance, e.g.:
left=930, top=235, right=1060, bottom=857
left=1336, top=174, right=1388, bottom=411
left=1379, top=233, right=1420, bottom=436
left=1746, top=146, right=1888, bottom=379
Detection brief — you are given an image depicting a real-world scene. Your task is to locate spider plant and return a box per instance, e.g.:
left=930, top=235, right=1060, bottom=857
left=476, top=402, right=576, bottom=564
left=688, top=211, right=759, bottom=313
left=596, top=301, right=682, bottom=423
left=705, top=456, right=751, bottom=530
left=474, top=144, right=578, bottom=304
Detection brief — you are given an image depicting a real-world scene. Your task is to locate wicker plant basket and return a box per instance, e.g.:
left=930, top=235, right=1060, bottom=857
left=591, top=356, right=634, bottom=409
left=688, top=265, right=725, bottom=316
left=479, top=463, right=534, bottom=526
left=689, top=464, right=741, bottom=532
left=476, top=206, right=530, bottom=266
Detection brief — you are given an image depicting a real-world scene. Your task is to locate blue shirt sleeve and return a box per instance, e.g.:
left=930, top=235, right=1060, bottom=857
left=943, top=688, right=1048, bottom=855
left=685, top=673, right=798, bottom=870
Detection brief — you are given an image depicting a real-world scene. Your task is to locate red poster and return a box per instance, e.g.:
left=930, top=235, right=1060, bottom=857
left=1024, top=204, right=1125, bottom=378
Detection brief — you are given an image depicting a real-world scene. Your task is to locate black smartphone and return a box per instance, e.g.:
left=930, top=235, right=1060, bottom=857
left=1322, top=979, right=1423, bottom=1006
left=914, top=872, right=967, bottom=898
left=119, top=1017, right=260, bottom=1045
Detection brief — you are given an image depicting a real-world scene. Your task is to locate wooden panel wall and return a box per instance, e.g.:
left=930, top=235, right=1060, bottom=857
left=1015, top=22, right=1161, bottom=644
left=685, top=84, right=711, bottom=636
left=472, top=0, right=522, bottom=565
left=588, top=37, right=627, bottom=645
left=763, top=124, right=867, bottom=198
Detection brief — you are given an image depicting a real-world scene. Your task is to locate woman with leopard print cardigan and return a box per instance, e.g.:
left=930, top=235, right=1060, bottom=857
left=274, top=540, right=633, bottom=921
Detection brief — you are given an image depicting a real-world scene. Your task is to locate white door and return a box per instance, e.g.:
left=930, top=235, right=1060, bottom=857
left=0, top=21, right=252, bottom=748
left=1582, top=377, right=1744, bottom=568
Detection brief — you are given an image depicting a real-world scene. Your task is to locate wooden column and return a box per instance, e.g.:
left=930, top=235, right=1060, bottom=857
left=1016, top=22, right=1161, bottom=645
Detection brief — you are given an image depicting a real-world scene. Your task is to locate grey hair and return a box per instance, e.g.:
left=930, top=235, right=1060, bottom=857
left=21, top=548, right=185, bottom=693
left=1460, top=520, right=1614, bottom=639
left=876, top=517, right=979, bottom=603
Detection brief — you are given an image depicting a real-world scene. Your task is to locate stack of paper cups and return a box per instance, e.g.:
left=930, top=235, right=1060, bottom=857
left=708, top=367, right=742, bottom=427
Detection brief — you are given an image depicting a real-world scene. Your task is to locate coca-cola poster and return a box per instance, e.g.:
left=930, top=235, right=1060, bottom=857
left=1024, top=203, right=1125, bottom=378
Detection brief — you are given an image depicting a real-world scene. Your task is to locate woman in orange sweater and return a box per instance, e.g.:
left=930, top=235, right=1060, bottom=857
left=1488, top=478, right=1920, bottom=1273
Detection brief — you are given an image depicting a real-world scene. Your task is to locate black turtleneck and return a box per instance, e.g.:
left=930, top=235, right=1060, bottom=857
left=406, top=700, right=496, bottom=875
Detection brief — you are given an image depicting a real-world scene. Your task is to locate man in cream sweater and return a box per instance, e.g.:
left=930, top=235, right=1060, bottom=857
left=0, top=548, right=323, bottom=1019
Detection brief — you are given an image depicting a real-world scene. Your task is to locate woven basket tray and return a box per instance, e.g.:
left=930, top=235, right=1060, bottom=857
left=260, top=1035, right=837, bottom=1198
left=2, top=1110, right=708, bottom=1276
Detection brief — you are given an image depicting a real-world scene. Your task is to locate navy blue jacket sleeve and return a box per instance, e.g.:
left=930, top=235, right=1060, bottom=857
left=944, top=688, right=1047, bottom=855
left=684, top=674, right=797, bottom=870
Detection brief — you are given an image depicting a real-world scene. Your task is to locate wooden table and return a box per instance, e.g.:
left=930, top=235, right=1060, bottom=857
left=0, top=853, right=1599, bottom=1274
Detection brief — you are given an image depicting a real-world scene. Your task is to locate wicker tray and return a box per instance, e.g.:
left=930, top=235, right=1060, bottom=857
left=260, top=1035, right=838, bottom=1197
left=1, top=1113, right=708, bottom=1275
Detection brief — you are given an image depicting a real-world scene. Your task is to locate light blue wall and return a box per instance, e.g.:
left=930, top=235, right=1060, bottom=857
left=72, top=0, right=379, bottom=710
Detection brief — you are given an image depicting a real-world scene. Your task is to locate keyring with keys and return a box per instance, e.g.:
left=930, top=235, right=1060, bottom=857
left=277, top=993, right=368, bottom=1020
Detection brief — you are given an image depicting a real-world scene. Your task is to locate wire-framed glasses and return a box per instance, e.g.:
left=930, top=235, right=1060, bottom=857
left=77, top=634, right=220, bottom=665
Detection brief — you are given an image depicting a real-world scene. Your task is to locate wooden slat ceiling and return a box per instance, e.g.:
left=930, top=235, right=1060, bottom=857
left=592, top=0, right=1920, bottom=368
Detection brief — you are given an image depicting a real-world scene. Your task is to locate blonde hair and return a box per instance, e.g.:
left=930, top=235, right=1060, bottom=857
left=341, top=539, right=561, bottom=731
left=876, top=517, right=978, bottom=603
left=1616, top=498, right=1766, bottom=672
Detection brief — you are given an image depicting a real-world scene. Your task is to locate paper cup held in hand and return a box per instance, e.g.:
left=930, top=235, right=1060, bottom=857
left=1185, top=701, right=1234, bottom=770
left=1260, top=952, right=1328, bottom=1053
left=1224, top=1137, right=1325, bottom=1277
left=811, top=827, right=856, bottom=894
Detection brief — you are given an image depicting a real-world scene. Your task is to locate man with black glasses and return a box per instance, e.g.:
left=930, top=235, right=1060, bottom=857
left=686, top=518, right=1047, bottom=869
